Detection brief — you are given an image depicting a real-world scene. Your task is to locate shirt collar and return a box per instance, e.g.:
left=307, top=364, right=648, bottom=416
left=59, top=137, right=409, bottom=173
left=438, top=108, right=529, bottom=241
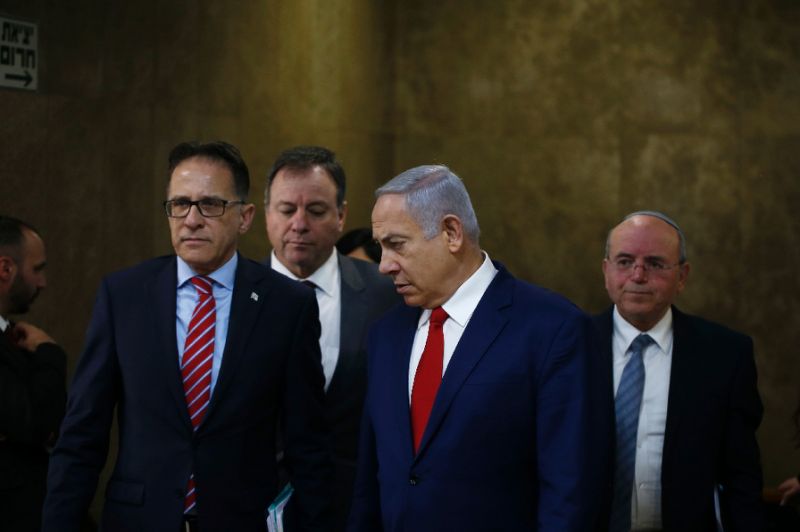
left=612, top=305, right=673, bottom=354
left=176, top=253, right=238, bottom=290
left=0, top=314, right=8, bottom=333
left=270, top=249, right=338, bottom=297
left=417, top=252, right=498, bottom=330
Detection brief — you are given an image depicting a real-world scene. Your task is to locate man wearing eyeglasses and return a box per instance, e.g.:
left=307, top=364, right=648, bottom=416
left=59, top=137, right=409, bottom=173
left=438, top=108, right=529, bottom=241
left=44, top=141, right=332, bottom=532
left=596, top=211, right=763, bottom=532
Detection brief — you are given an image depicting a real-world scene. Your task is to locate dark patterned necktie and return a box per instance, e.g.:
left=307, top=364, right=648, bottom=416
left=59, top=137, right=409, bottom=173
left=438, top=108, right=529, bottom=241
left=609, top=333, right=654, bottom=532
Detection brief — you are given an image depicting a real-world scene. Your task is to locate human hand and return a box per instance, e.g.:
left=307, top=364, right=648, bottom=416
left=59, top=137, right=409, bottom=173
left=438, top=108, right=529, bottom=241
left=12, top=321, right=55, bottom=351
left=777, top=476, right=800, bottom=505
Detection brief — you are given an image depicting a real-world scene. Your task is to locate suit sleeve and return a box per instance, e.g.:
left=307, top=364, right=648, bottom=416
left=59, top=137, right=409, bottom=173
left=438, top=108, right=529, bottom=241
left=719, top=335, right=764, bottom=532
left=282, top=291, right=334, bottom=531
left=0, top=340, right=66, bottom=445
left=346, top=326, right=382, bottom=531
left=536, top=312, right=612, bottom=532
left=42, top=279, right=120, bottom=532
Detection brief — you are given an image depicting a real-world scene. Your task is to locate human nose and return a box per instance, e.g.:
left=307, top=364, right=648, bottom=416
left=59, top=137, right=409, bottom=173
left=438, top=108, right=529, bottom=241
left=183, top=204, right=205, bottom=227
left=289, top=210, right=309, bottom=232
left=629, top=263, right=649, bottom=281
left=378, top=252, right=398, bottom=276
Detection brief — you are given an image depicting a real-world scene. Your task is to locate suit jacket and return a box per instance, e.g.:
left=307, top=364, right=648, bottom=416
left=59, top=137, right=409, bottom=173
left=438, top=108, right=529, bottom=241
left=324, top=254, right=399, bottom=530
left=43, top=255, right=332, bottom=532
left=593, top=306, right=764, bottom=532
left=0, top=330, right=66, bottom=532
left=349, top=262, right=612, bottom=531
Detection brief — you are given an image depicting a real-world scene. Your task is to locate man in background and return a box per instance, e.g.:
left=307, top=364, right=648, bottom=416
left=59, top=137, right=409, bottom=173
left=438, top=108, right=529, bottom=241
left=597, top=210, right=763, bottom=531
left=0, top=215, right=66, bottom=531
left=44, top=141, right=331, bottom=531
left=265, top=145, right=398, bottom=530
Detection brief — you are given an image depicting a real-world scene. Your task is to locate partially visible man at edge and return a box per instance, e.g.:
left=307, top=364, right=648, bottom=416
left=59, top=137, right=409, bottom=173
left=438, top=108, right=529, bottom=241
left=43, top=141, right=332, bottom=531
left=597, top=211, right=763, bottom=532
left=0, top=215, right=66, bottom=532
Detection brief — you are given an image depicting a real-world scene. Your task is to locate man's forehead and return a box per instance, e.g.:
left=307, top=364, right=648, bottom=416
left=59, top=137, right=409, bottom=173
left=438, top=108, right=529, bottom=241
left=169, top=160, right=235, bottom=194
left=610, top=218, right=680, bottom=255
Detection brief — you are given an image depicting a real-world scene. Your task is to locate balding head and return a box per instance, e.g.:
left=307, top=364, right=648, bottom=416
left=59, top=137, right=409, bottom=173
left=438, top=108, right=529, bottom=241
left=602, top=212, right=690, bottom=331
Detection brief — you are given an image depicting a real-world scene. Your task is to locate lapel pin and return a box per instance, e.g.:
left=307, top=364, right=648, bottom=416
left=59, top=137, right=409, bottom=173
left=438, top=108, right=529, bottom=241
left=250, top=292, right=259, bottom=302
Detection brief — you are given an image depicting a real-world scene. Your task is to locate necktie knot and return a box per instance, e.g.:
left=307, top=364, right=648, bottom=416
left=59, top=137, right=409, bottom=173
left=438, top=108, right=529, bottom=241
left=190, top=276, right=213, bottom=295
left=629, top=333, right=654, bottom=357
left=300, top=279, right=318, bottom=290
left=429, top=307, right=448, bottom=327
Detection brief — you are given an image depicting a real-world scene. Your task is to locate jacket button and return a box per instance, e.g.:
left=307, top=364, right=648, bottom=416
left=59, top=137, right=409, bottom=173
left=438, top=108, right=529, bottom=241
left=409, top=475, right=419, bottom=486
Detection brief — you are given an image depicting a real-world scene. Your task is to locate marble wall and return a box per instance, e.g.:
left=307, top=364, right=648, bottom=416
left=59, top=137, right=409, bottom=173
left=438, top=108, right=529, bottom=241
left=1, top=0, right=798, bottom=511
left=391, top=0, right=800, bottom=486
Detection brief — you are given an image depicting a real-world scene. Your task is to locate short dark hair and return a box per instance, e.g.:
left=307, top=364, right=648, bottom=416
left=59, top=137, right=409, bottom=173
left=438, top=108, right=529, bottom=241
left=168, top=141, right=250, bottom=200
left=0, top=216, right=38, bottom=263
left=264, top=145, right=346, bottom=208
left=336, top=227, right=381, bottom=263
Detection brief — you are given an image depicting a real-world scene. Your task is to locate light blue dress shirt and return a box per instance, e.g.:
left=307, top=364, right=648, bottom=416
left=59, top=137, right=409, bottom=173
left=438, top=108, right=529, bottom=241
left=176, top=253, right=237, bottom=395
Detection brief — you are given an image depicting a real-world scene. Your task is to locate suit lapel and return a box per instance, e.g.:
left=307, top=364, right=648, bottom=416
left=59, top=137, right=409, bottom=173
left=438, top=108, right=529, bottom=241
left=414, top=265, right=513, bottom=459
left=595, top=307, right=615, bottom=395
left=203, top=257, right=270, bottom=425
left=331, top=254, right=367, bottom=393
left=150, top=257, right=189, bottom=427
left=389, top=304, right=421, bottom=460
left=662, top=306, right=694, bottom=468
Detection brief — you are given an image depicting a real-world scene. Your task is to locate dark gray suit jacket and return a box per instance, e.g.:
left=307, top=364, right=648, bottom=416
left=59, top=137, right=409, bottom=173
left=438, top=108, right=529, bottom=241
left=0, top=330, right=66, bottom=532
left=326, top=254, right=398, bottom=530
left=594, top=306, right=763, bottom=532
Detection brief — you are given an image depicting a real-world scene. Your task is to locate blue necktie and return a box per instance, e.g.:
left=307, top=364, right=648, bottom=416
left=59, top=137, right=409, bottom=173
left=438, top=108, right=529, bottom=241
left=610, top=333, right=654, bottom=532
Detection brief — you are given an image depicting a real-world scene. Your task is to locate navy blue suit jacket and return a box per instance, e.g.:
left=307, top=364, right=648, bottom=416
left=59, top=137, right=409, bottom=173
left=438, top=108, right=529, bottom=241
left=43, top=255, right=332, bottom=532
left=349, top=263, right=612, bottom=531
left=593, top=306, right=763, bottom=532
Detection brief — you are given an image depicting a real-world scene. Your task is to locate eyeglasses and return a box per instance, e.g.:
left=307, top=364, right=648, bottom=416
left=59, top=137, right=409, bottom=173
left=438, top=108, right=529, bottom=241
left=610, top=257, right=682, bottom=274
left=164, top=198, right=245, bottom=218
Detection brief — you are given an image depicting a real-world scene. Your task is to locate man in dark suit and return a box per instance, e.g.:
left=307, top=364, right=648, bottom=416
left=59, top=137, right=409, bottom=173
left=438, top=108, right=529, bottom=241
left=0, top=216, right=66, bottom=532
left=43, top=141, right=332, bottom=532
left=349, top=165, right=611, bottom=531
left=264, top=146, right=399, bottom=530
left=597, top=210, right=763, bottom=532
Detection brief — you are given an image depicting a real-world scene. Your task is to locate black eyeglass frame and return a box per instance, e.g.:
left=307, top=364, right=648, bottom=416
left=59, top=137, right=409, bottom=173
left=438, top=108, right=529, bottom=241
left=163, top=198, right=245, bottom=218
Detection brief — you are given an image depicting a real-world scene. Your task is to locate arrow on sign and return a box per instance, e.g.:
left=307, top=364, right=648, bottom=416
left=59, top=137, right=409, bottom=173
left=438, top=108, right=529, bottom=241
left=5, top=70, right=32, bottom=87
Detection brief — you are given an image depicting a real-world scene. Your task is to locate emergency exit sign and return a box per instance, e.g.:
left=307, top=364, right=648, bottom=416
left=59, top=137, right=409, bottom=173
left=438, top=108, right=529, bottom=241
left=0, top=15, right=37, bottom=91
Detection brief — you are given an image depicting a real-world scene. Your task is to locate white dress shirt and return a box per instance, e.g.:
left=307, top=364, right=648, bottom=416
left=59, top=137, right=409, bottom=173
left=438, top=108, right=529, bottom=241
left=407, top=253, right=498, bottom=402
left=271, top=250, right=341, bottom=390
left=612, top=306, right=673, bottom=531
left=0, top=313, right=9, bottom=333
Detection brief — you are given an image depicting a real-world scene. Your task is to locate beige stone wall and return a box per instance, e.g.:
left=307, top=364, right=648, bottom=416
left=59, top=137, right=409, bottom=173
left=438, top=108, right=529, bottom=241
left=391, top=0, right=800, bottom=486
left=1, top=0, right=798, bottom=513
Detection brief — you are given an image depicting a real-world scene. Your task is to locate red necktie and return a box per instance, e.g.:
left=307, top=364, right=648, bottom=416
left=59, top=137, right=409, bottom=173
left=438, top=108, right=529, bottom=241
left=181, top=276, right=215, bottom=513
left=410, top=307, right=448, bottom=453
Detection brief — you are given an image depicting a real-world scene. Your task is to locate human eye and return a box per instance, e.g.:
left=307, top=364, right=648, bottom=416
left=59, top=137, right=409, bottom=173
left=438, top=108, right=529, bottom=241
left=200, top=198, right=225, bottom=208
left=646, top=259, right=668, bottom=271
left=308, top=206, right=327, bottom=217
left=171, top=198, right=191, bottom=208
left=615, top=257, right=634, bottom=269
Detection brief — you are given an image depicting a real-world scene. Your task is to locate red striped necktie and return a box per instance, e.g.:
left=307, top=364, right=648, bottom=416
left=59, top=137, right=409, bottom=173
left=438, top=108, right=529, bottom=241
left=181, top=276, right=215, bottom=513
left=410, top=307, right=448, bottom=453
